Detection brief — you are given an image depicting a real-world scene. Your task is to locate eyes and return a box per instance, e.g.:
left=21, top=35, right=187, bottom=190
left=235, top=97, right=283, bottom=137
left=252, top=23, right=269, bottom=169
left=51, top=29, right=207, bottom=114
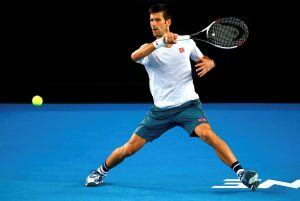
left=150, top=18, right=162, bottom=23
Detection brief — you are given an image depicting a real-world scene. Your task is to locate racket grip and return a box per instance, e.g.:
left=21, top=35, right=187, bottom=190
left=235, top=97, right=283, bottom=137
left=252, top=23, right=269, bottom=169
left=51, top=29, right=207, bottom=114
left=177, top=35, right=191, bottom=41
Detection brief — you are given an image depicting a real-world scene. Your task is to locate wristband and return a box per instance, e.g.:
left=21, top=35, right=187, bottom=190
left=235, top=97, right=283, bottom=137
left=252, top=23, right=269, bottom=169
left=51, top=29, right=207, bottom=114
left=152, top=37, right=165, bottom=49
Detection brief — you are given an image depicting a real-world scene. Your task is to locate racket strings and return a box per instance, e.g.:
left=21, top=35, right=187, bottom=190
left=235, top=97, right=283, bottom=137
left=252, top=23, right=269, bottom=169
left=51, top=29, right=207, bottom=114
left=211, top=24, right=239, bottom=46
left=208, top=18, right=248, bottom=48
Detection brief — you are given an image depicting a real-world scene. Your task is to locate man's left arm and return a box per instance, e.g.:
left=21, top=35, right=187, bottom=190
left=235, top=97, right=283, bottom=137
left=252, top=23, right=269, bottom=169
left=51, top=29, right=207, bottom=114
left=194, top=56, right=216, bottom=77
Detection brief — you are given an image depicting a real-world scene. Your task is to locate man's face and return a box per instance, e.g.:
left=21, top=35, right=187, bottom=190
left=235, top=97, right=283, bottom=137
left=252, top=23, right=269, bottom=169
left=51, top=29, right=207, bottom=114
left=150, top=12, right=170, bottom=38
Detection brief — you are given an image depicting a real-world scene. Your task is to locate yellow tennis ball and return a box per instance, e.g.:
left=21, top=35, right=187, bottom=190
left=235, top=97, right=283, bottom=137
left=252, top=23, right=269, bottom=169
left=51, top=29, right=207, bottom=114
left=32, top=95, right=43, bottom=106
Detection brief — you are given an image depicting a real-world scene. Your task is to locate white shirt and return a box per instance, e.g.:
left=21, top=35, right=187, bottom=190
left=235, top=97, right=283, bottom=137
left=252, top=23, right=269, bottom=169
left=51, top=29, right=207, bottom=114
left=137, top=39, right=203, bottom=108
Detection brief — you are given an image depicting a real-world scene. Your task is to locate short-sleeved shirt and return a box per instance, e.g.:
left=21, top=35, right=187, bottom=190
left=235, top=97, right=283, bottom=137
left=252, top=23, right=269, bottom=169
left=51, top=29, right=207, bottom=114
left=137, top=39, right=203, bottom=108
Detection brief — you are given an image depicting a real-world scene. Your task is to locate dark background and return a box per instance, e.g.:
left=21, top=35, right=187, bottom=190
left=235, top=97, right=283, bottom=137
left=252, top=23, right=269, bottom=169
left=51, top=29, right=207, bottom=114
left=2, top=0, right=299, bottom=103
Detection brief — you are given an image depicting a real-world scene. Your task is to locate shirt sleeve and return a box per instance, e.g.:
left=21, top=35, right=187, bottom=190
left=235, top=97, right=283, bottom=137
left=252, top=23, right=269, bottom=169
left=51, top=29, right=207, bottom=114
left=136, top=56, right=149, bottom=65
left=190, top=40, right=203, bottom=62
left=136, top=43, right=150, bottom=65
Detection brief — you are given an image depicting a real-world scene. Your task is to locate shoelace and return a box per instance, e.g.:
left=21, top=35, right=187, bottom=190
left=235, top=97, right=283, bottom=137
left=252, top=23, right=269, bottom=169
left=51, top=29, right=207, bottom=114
left=89, top=170, right=106, bottom=178
left=89, top=170, right=101, bottom=179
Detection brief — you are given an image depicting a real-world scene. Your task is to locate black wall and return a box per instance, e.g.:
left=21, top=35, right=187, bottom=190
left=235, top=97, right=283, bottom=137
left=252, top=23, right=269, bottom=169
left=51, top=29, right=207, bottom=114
left=2, top=1, right=299, bottom=103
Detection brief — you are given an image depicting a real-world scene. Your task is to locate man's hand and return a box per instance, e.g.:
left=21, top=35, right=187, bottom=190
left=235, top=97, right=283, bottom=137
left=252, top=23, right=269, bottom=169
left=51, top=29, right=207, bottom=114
left=163, top=27, right=178, bottom=44
left=194, top=56, right=215, bottom=77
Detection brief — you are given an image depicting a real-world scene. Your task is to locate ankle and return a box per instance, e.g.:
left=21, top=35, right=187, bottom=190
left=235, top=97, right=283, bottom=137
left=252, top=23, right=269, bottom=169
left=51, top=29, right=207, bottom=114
left=230, top=161, right=244, bottom=177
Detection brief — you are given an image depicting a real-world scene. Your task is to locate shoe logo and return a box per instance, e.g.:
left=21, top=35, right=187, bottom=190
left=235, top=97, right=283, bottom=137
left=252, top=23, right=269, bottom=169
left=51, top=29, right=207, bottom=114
left=179, top=47, right=185, bottom=53
left=212, top=179, right=300, bottom=189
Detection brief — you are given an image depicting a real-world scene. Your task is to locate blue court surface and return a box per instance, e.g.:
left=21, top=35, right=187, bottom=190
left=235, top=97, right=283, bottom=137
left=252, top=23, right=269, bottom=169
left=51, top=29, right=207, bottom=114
left=0, top=103, right=299, bottom=201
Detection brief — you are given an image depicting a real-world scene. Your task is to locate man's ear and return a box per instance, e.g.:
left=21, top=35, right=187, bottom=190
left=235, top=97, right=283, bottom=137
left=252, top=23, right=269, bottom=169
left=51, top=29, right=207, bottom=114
left=166, top=19, right=171, bottom=27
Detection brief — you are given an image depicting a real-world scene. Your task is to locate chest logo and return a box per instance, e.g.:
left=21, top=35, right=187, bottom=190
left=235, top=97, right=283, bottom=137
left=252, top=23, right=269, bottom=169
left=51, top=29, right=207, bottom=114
left=179, top=47, right=185, bottom=53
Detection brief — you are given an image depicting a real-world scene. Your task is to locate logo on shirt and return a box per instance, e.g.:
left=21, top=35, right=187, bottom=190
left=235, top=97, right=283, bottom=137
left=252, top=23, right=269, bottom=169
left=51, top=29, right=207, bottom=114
left=179, top=47, right=185, bottom=53
left=198, top=117, right=207, bottom=122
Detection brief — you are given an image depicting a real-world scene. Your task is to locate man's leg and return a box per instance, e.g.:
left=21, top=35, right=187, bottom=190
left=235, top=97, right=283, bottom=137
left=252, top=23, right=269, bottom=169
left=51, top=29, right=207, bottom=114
left=106, top=134, right=147, bottom=168
left=86, top=134, right=146, bottom=186
left=194, top=123, right=259, bottom=191
left=194, top=123, right=236, bottom=166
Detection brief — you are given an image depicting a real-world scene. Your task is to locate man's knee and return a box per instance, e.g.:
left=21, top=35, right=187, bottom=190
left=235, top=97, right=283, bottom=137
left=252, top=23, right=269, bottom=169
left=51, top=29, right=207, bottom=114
left=120, top=137, right=145, bottom=158
left=122, top=144, right=138, bottom=157
left=194, top=124, right=215, bottom=143
left=117, top=134, right=146, bottom=159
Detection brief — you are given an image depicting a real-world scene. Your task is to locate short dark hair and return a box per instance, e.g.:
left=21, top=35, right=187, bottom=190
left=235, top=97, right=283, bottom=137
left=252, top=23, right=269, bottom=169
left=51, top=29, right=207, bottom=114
left=149, top=4, right=171, bottom=20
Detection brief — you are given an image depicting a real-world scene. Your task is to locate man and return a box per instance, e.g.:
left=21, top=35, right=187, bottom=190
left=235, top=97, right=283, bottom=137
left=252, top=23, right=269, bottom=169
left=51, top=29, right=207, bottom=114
left=86, top=4, right=259, bottom=191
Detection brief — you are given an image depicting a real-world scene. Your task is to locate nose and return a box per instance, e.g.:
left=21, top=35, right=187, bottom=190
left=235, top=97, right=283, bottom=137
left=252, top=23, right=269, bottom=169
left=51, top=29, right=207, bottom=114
left=150, top=20, right=157, bottom=27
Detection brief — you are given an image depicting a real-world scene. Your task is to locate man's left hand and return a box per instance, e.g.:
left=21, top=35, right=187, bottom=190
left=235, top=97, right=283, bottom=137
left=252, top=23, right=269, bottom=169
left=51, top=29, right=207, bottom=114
left=194, top=56, right=215, bottom=77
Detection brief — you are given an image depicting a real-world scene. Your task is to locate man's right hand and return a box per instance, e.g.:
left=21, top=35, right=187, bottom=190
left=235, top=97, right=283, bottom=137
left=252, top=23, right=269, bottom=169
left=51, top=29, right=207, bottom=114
left=163, top=30, right=178, bottom=44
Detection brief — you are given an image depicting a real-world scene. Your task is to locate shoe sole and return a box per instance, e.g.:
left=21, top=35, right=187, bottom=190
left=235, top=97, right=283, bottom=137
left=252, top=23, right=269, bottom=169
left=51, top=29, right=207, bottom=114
left=251, top=180, right=260, bottom=191
left=85, top=180, right=103, bottom=187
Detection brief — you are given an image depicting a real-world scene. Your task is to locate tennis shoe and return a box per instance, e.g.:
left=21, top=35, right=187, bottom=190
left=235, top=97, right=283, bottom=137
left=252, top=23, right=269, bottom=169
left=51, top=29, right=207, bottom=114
left=85, top=170, right=106, bottom=187
left=238, top=170, right=259, bottom=191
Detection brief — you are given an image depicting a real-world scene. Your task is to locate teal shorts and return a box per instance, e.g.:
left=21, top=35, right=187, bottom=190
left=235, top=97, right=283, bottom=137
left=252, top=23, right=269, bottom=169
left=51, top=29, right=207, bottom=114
left=134, top=99, right=209, bottom=142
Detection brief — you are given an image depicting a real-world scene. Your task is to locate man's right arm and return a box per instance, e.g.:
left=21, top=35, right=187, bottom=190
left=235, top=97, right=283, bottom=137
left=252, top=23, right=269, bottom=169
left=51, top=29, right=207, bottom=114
left=131, top=37, right=168, bottom=62
left=131, top=43, right=156, bottom=62
left=131, top=32, right=178, bottom=62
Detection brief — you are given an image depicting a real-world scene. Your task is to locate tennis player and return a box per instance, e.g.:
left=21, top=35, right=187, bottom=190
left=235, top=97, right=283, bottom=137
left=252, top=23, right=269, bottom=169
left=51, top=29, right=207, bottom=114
left=86, top=3, right=259, bottom=191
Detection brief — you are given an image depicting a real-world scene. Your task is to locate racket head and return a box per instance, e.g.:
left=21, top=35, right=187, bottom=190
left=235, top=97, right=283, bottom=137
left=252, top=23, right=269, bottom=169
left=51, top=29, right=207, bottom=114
left=192, top=17, right=249, bottom=49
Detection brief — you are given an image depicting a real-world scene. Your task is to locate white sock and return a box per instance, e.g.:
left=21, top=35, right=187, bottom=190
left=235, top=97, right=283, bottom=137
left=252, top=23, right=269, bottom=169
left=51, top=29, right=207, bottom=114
left=97, top=166, right=108, bottom=175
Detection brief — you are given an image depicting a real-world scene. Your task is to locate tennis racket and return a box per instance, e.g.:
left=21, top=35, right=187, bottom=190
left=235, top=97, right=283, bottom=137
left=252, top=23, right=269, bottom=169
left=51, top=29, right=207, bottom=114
left=177, top=17, right=249, bottom=49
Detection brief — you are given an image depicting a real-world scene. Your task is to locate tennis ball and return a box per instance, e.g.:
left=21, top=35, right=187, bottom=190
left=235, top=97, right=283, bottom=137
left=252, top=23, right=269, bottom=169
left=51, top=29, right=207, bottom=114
left=32, top=95, right=43, bottom=106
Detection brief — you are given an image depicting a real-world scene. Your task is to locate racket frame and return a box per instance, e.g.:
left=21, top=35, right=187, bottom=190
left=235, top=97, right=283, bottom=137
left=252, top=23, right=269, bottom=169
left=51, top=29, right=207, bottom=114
left=176, top=19, right=246, bottom=49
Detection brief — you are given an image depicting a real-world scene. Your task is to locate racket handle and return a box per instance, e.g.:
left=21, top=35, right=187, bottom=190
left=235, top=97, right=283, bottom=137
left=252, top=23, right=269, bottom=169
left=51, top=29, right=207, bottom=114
left=177, top=35, right=191, bottom=41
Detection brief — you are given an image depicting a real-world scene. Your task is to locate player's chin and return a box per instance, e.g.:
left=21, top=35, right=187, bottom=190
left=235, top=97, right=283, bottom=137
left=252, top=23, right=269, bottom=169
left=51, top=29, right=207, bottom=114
left=152, top=32, right=161, bottom=38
